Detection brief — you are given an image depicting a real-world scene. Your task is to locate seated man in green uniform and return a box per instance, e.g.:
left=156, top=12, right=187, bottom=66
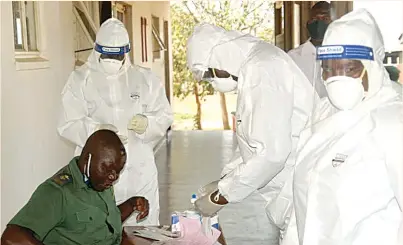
left=1, top=130, right=149, bottom=245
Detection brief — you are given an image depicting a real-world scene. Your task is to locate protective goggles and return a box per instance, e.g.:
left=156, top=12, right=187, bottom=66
left=201, top=68, right=233, bottom=81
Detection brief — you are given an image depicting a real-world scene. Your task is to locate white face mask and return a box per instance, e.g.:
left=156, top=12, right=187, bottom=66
left=325, top=69, right=366, bottom=111
left=100, top=58, right=123, bottom=74
left=211, top=77, right=238, bottom=93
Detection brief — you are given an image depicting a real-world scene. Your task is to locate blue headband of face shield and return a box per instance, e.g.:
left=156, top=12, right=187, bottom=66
left=316, top=45, right=374, bottom=61
left=94, top=43, right=131, bottom=55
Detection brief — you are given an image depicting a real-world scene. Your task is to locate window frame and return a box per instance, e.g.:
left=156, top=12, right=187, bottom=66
left=114, top=2, right=126, bottom=23
left=13, top=1, right=41, bottom=57
left=151, top=15, right=166, bottom=61
left=12, top=1, right=49, bottom=70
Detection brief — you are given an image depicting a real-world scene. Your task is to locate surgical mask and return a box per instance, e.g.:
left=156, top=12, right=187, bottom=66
left=325, top=69, right=367, bottom=111
left=211, top=77, right=238, bottom=93
left=100, top=58, right=123, bottom=74
left=307, top=20, right=329, bottom=40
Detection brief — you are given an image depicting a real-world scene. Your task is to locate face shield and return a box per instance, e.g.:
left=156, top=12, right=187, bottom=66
left=95, top=43, right=131, bottom=75
left=314, top=45, right=374, bottom=111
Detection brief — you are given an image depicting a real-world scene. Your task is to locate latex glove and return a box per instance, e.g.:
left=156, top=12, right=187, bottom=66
left=128, top=114, right=148, bottom=134
left=96, top=124, right=118, bottom=133
left=198, top=180, right=220, bottom=197
left=118, top=135, right=128, bottom=145
left=195, top=182, right=226, bottom=217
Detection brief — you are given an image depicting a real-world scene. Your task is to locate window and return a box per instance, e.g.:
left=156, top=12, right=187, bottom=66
left=12, top=1, right=38, bottom=53
left=117, top=11, right=124, bottom=22
left=12, top=1, right=49, bottom=70
left=115, top=3, right=125, bottom=23
left=151, top=15, right=166, bottom=61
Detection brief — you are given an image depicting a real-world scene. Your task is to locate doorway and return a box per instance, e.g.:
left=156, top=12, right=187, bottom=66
left=113, top=2, right=134, bottom=63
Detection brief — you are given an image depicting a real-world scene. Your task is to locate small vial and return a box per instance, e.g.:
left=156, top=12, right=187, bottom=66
left=211, top=215, right=219, bottom=229
left=171, top=212, right=181, bottom=235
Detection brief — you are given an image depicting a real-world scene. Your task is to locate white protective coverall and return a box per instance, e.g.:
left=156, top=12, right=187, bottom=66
left=58, top=18, right=173, bottom=226
left=290, top=9, right=403, bottom=245
left=187, top=23, right=316, bottom=244
left=288, top=40, right=328, bottom=99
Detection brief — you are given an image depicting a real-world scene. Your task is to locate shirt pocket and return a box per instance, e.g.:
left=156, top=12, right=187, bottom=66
left=76, top=208, right=101, bottom=222
left=69, top=208, right=110, bottom=244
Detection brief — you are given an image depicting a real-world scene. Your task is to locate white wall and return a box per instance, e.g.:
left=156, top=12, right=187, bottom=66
left=129, top=1, right=171, bottom=84
left=1, top=1, right=75, bottom=232
left=0, top=0, right=3, bottom=232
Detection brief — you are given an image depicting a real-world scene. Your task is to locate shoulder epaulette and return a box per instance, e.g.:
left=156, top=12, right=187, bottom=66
left=52, top=173, right=73, bottom=186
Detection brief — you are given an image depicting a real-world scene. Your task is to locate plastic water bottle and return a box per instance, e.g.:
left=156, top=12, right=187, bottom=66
left=185, top=194, right=202, bottom=221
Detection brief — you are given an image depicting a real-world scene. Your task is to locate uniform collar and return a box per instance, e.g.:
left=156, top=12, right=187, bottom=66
left=302, top=39, right=316, bottom=56
left=68, top=157, right=89, bottom=190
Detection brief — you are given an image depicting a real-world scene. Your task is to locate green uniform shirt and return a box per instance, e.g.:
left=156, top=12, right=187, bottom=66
left=9, top=157, right=123, bottom=245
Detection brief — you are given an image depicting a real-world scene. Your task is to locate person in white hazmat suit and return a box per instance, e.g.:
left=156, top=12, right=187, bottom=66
left=288, top=9, right=403, bottom=245
left=186, top=23, right=317, bottom=244
left=57, top=18, right=173, bottom=226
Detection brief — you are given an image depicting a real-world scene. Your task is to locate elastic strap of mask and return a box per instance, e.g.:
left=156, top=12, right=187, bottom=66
left=359, top=68, right=366, bottom=80
left=212, top=68, right=217, bottom=78
left=86, top=153, right=92, bottom=178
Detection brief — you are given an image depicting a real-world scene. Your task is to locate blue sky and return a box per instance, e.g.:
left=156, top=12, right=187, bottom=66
left=353, top=0, right=403, bottom=51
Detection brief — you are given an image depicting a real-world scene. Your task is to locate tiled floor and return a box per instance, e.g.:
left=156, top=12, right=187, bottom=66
left=155, top=131, right=275, bottom=245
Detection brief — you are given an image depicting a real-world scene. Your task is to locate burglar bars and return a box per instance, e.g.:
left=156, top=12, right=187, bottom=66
left=141, top=17, right=148, bottom=63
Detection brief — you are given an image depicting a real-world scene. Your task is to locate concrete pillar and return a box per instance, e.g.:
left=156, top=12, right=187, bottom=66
left=299, top=1, right=312, bottom=44
left=284, top=1, right=293, bottom=51
left=330, top=1, right=353, bottom=20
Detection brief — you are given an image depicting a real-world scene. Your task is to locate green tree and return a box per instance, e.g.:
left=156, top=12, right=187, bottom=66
left=171, top=4, right=214, bottom=129
left=171, top=0, right=274, bottom=130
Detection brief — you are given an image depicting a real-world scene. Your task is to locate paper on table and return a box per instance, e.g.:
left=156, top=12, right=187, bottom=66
left=133, top=230, right=174, bottom=241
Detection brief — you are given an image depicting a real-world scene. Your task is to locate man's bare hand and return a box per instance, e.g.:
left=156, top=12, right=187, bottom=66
left=1, top=225, right=43, bottom=245
left=129, top=196, right=149, bottom=221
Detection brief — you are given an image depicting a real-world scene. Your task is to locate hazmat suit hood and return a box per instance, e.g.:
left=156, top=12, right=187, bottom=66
left=86, top=18, right=132, bottom=75
left=186, top=23, right=260, bottom=78
left=322, top=9, right=394, bottom=99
